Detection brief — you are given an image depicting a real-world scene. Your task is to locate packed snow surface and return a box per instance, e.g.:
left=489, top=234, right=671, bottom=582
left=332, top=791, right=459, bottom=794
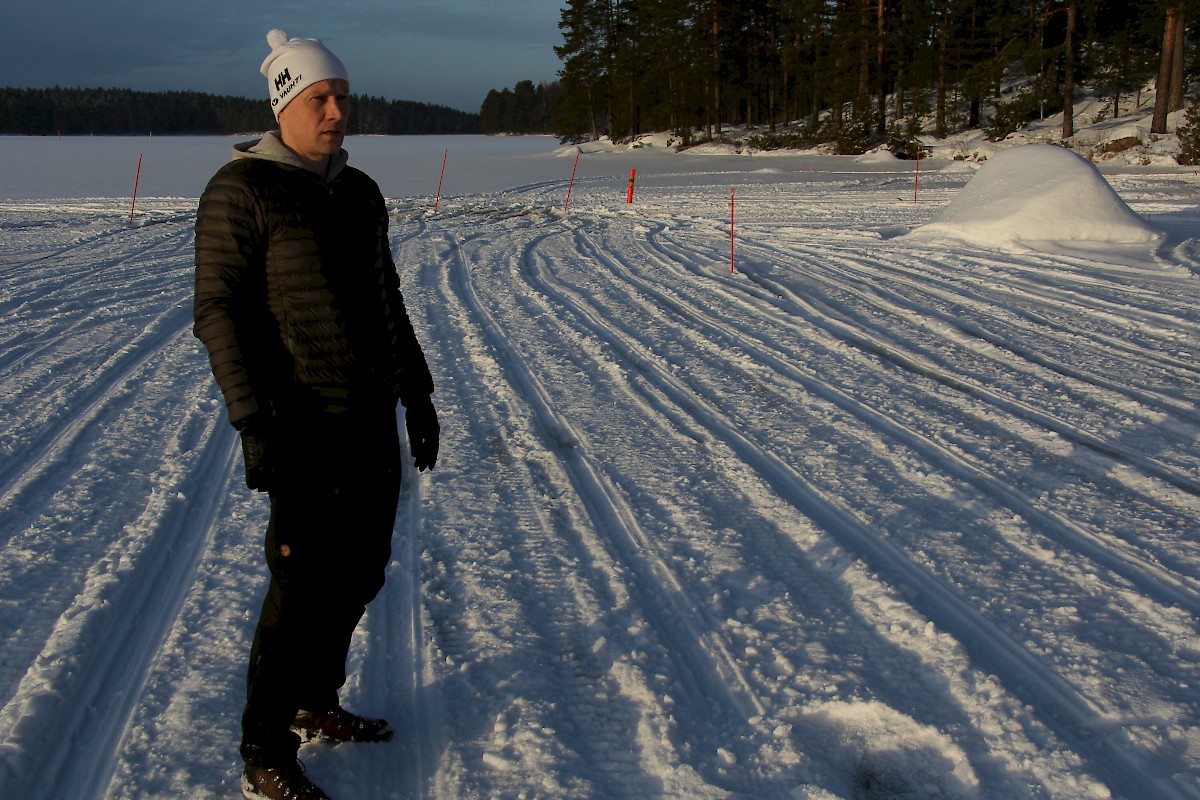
left=1, top=134, right=1199, bottom=800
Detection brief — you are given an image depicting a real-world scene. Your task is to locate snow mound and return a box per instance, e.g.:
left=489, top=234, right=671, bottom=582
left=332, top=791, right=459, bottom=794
left=784, top=701, right=982, bottom=799
left=904, top=144, right=1163, bottom=252
left=855, top=149, right=901, bottom=163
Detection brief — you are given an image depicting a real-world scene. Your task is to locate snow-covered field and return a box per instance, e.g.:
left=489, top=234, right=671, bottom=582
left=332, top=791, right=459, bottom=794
left=1, top=132, right=1199, bottom=799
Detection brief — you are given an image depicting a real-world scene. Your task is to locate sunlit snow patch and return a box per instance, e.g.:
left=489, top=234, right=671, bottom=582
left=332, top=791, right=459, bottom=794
left=902, top=144, right=1163, bottom=257
left=784, top=700, right=981, bottom=799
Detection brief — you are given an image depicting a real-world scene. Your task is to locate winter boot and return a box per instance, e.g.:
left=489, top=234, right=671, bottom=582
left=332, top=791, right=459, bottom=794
left=241, top=759, right=331, bottom=800
left=291, top=705, right=394, bottom=744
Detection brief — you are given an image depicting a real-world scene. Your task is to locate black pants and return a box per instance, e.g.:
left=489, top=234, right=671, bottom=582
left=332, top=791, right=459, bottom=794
left=240, top=405, right=402, bottom=766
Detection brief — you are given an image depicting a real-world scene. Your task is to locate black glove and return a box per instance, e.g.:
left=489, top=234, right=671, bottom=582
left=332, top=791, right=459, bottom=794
left=405, top=399, right=440, bottom=472
left=236, top=416, right=274, bottom=492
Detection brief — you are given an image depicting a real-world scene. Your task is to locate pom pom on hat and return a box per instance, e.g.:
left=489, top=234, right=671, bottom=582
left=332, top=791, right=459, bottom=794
left=260, top=29, right=349, bottom=119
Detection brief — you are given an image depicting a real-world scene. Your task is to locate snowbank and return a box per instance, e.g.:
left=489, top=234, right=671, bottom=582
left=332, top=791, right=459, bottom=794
left=903, top=144, right=1164, bottom=253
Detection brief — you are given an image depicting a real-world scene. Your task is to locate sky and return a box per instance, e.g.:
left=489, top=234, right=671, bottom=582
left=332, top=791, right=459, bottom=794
left=3, top=1, right=567, bottom=113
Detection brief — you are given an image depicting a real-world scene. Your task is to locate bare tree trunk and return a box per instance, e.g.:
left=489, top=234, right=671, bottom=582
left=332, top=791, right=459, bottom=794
left=668, top=70, right=678, bottom=134
left=1152, top=5, right=1180, bottom=134
left=604, top=0, right=616, bottom=139
left=1111, top=35, right=1126, bottom=119
left=936, top=0, right=948, bottom=136
left=588, top=85, right=599, bottom=142
left=833, top=42, right=845, bottom=138
left=781, top=32, right=793, bottom=127
left=705, top=76, right=713, bottom=139
left=768, top=63, right=777, bottom=132
left=856, top=0, right=870, bottom=123
left=876, top=0, right=887, bottom=134
left=628, top=77, right=636, bottom=140
left=895, top=0, right=909, bottom=121
left=1063, top=3, right=1076, bottom=139
left=1170, top=8, right=1187, bottom=112
left=712, top=0, right=722, bottom=136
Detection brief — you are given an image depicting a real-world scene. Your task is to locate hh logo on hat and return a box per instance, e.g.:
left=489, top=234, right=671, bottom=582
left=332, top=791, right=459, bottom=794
left=272, top=71, right=302, bottom=108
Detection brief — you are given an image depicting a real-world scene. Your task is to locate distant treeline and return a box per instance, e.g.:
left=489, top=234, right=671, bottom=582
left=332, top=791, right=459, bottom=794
left=0, top=87, right=480, bottom=136
left=479, top=81, right=562, bottom=135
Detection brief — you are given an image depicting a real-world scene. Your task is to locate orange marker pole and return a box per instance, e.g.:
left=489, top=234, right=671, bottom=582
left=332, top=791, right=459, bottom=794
left=626, top=168, right=636, bottom=203
left=565, top=148, right=581, bottom=212
left=129, top=153, right=142, bottom=223
left=434, top=149, right=447, bottom=212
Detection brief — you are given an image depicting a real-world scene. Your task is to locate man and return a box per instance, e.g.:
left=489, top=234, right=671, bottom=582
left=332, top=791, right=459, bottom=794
left=193, top=29, right=440, bottom=800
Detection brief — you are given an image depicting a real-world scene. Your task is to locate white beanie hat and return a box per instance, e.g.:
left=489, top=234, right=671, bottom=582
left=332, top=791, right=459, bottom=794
left=259, top=29, right=349, bottom=119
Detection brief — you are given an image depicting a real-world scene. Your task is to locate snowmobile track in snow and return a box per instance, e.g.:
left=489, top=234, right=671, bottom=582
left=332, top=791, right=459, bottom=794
left=515, top=217, right=1198, bottom=800
left=2, top=153, right=1199, bottom=798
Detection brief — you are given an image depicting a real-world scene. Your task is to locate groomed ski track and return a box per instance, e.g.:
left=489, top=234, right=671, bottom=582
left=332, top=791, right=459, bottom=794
left=0, top=158, right=1197, bottom=799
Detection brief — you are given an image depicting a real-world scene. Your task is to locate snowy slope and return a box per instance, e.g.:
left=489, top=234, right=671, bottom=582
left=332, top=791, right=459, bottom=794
left=1, top=135, right=1199, bottom=799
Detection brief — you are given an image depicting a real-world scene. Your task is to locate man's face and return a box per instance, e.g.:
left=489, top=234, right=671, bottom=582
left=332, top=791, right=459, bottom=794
left=278, top=78, right=349, bottom=167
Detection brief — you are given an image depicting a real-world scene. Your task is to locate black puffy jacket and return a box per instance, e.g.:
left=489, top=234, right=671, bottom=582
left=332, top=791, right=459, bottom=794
left=193, top=137, right=433, bottom=427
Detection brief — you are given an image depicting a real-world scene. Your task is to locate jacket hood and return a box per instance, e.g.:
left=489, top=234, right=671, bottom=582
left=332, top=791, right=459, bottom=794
left=232, top=131, right=349, bottom=181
